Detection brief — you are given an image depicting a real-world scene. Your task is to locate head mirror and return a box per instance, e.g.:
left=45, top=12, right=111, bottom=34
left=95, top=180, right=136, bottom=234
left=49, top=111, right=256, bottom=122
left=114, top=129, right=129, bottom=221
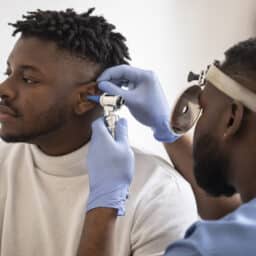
left=171, top=85, right=202, bottom=135
left=170, top=63, right=256, bottom=135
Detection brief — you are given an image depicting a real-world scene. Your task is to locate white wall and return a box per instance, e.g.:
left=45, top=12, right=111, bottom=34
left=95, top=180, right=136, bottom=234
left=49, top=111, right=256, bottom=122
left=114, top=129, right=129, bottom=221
left=0, top=0, right=256, bottom=161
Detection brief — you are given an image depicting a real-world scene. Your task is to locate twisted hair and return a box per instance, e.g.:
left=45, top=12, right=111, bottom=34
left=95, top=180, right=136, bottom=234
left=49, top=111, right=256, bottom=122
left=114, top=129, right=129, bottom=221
left=9, top=8, right=131, bottom=68
left=221, top=38, right=256, bottom=77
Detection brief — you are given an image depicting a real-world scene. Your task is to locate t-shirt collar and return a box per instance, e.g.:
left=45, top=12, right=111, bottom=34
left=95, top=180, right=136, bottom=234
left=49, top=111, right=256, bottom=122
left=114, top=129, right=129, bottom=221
left=29, top=143, right=89, bottom=177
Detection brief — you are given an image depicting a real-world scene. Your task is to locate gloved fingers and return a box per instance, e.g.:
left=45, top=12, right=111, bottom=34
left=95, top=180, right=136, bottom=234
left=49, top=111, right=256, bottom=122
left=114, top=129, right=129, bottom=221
left=97, top=64, right=139, bottom=83
left=98, top=81, right=128, bottom=98
left=91, top=117, right=129, bottom=144
left=91, top=117, right=112, bottom=141
left=115, top=118, right=129, bottom=143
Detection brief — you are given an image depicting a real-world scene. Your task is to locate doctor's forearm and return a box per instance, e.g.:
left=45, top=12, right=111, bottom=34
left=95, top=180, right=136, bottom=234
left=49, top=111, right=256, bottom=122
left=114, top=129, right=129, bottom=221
left=77, top=208, right=116, bottom=256
left=164, top=136, right=241, bottom=219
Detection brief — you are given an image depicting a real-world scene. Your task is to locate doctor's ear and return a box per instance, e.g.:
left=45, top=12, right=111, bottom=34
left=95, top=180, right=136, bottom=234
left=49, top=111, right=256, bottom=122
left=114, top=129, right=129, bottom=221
left=223, top=101, right=244, bottom=139
left=74, top=82, right=101, bottom=115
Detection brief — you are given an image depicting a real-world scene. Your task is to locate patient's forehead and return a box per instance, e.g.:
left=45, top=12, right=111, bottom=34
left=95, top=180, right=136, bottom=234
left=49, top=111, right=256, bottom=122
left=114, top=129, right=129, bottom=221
left=9, top=36, right=101, bottom=83
left=9, top=37, right=62, bottom=67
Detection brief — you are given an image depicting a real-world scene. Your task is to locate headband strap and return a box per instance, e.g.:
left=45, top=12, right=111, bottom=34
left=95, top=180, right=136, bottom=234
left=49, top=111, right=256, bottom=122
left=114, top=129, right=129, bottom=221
left=206, top=65, right=256, bottom=112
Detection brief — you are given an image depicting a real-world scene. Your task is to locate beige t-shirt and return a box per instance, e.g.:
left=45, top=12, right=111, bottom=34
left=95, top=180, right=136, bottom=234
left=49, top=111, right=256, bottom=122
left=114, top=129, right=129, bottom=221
left=0, top=141, right=197, bottom=256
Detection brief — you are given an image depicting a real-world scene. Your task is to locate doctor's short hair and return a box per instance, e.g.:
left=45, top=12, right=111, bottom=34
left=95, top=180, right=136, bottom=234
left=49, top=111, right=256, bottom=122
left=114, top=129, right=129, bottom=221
left=9, top=8, right=131, bottom=68
left=221, top=38, right=256, bottom=77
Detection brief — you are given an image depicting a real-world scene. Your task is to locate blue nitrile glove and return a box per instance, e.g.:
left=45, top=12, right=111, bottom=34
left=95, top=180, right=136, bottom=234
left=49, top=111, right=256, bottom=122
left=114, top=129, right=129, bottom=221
left=86, top=117, right=134, bottom=216
left=97, top=65, right=180, bottom=143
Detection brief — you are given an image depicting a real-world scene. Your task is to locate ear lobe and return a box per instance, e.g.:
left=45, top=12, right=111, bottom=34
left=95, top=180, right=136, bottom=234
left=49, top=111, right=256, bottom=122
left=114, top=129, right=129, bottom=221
left=75, top=82, right=102, bottom=115
left=224, top=101, right=244, bottom=139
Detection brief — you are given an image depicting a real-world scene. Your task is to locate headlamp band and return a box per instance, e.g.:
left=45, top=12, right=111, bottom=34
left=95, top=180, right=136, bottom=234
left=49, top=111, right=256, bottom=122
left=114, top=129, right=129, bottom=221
left=206, top=65, right=256, bottom=112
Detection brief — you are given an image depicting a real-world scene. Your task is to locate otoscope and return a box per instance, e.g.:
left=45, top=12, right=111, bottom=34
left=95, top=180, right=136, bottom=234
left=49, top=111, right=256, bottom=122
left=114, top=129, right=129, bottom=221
left=87, top=93, right=125, bottom=138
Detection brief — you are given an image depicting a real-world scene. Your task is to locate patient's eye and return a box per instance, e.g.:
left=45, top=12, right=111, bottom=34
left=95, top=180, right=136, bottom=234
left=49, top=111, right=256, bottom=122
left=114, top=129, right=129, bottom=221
left=22, top=77, right=39, bottom=85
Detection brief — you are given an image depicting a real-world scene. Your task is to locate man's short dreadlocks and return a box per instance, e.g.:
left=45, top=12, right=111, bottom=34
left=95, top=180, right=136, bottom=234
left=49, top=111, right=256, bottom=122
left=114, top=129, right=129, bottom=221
left=9, top=8, right=131, bottom=68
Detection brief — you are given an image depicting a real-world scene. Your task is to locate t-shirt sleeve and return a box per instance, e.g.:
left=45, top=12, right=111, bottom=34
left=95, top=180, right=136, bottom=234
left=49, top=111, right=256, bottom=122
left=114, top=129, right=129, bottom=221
left=130, top=165, right=198, bottom=256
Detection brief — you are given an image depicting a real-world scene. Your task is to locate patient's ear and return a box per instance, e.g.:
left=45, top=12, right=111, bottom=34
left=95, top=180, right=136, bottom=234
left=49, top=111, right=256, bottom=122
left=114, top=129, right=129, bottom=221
left=74, top=82, right=101, bottom=115
left=223, top=101, right=244, bottom=140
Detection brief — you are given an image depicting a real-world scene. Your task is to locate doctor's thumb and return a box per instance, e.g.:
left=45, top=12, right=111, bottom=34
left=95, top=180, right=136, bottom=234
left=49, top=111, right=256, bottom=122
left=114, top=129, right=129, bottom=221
left=115, top=118, right=129, bottom=142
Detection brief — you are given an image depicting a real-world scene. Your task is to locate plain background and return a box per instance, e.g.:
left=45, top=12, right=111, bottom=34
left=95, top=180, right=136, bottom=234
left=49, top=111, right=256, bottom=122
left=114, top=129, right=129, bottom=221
left=0, top=0, right=256, bottom=161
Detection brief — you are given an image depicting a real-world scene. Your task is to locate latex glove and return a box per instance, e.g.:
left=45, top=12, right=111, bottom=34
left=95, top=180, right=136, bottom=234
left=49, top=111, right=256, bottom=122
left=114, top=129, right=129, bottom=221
left=86, top=117, right=134, bottom=216
left=97, top=65, right=180, bottom=143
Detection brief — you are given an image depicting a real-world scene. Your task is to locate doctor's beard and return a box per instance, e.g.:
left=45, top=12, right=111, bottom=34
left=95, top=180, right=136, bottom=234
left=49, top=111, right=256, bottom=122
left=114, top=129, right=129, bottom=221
left=193, top=134, right=236, bottom=197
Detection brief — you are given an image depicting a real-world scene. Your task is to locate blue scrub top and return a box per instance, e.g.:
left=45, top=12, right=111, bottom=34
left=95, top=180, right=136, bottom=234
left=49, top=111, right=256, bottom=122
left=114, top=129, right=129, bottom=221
left=165, top=198, right=256, bottom=255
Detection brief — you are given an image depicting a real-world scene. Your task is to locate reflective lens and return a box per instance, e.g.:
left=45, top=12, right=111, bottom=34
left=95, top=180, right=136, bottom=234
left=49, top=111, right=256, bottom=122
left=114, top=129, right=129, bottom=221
left=170, top=85, right=202, bottom=135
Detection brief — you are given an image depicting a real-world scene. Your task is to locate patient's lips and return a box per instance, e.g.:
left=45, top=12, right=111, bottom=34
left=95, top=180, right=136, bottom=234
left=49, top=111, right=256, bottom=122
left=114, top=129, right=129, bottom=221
left=0, top=105, right=18, bottom=122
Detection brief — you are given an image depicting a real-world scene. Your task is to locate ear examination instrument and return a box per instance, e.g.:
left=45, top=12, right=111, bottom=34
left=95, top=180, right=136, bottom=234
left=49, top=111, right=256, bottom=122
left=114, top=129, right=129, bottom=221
left=170, top=62, right=256, bottom=135
left=87, top=93, right=125, bottom=138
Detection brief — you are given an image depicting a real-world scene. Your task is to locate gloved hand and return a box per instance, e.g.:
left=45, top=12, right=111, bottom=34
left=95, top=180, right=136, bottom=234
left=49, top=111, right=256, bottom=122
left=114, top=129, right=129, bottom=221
left=97, top=65, right=180, bottom=143
left=86, top=117, right=134, bottom=216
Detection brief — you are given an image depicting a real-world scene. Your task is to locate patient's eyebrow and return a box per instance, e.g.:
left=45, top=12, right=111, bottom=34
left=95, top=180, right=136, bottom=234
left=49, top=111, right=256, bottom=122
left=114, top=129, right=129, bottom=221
left=20, top=65, right=42, bottom=73
left=7, top=61, right=44, bottom=75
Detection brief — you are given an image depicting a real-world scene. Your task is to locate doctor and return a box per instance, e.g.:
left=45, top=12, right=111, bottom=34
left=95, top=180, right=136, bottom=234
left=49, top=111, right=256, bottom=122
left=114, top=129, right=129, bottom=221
left=78, top=38, right=256, bottom=255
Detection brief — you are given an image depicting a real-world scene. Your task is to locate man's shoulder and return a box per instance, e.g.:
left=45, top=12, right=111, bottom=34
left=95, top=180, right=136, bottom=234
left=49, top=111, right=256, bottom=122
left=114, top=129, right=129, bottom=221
left=132, top=147, right=185, bottom=181
left=131, top=147, right=193, bottom=197
left=132, top=147, right=173, bottom=171
left=118, top=148, right=198, bottom=255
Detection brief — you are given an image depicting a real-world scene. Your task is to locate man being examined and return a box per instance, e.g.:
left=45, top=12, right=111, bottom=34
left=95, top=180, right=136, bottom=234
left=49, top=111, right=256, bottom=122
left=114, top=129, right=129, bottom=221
left=0, top=8, right=197, bottom=256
